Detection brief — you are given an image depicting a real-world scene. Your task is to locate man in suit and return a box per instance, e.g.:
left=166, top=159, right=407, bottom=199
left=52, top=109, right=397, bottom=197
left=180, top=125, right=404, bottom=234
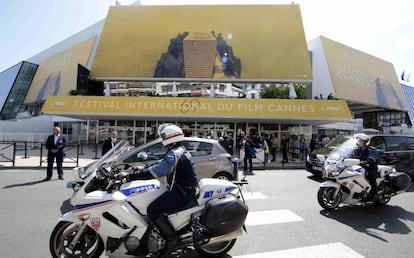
left=102, top=130, right=118, bottom=156
left=44, top=126, right=67, bottom=181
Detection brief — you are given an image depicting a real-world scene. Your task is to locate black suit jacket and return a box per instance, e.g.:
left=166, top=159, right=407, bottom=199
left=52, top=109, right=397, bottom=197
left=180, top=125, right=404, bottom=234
left=102, top=137, right=117, bottom=156
left=46, top=134, right=67, bottom=156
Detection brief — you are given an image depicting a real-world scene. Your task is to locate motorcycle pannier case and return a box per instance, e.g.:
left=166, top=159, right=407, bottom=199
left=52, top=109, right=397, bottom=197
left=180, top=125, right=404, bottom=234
left=390, top=172, right=412, bottom=191
left=201, top=196, right=248, bottom=236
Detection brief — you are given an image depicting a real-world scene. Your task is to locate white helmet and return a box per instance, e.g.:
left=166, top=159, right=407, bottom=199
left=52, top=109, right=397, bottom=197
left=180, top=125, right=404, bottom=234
left=354, top=133, right=370, bottom=147
left=158, top=124, right=184, bottom=146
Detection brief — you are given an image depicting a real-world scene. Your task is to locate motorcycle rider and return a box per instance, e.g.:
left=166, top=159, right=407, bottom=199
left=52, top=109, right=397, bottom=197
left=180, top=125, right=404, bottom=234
left=118, top=124, right=198, bottom=257
left=353, top=133, right=379, bottom=200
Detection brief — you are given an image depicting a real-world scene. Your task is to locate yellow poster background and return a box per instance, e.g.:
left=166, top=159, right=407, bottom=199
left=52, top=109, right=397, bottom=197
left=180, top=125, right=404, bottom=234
left=25, top=37, right=96, bottom=104
left=322, top=36, right=409, bottom=111
left=91, top=5, right=312, bottom=81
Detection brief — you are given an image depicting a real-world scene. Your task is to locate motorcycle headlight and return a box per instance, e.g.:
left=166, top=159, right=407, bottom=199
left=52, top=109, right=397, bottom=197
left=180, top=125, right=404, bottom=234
left=324, top=162, right=340, bottom=177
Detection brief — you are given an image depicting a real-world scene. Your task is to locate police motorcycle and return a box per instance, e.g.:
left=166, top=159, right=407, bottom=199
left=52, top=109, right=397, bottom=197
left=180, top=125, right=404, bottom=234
left=317, top=137, right=411, bottom=210
left=49, top=140, right=249, bottom=258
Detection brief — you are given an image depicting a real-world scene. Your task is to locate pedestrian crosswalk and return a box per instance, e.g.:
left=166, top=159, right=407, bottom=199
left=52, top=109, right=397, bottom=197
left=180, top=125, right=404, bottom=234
left=234, top=242, right=365, bottom=258
left=236, top=188, right=365, bottom=258
left=245, top=209, right=304, bottom=226
left=242, top=191, right=269, bottom=200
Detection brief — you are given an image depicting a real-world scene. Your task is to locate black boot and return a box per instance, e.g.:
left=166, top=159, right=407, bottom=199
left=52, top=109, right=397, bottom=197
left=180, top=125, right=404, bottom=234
left=153, top=216, right=178, bottom=258
left=369, top=179, right=378, bottom=201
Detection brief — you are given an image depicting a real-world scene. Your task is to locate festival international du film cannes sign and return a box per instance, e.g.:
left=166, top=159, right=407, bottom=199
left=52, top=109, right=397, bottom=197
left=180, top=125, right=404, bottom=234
left=44, top=96, right=351, bottom=119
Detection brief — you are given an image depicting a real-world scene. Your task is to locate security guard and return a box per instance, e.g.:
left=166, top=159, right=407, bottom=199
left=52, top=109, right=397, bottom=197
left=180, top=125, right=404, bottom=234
left=354, top=133, right=380, bottom=200
left=118, top=124, right=198, bottom=258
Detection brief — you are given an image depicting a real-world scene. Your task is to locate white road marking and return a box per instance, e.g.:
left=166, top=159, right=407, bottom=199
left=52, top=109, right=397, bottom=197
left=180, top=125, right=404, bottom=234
left=234, top=242, right=365, bottom=258
left=242, top=192, right=268, bottom=200
left=245, top=209, right=304, bottom=226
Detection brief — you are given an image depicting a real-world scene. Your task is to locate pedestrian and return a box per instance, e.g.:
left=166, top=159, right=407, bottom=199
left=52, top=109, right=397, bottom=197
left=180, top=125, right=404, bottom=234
left=44, top=126, right=66, bottom=181
left=102, top=129, right=118, bottom=156
left=309, top=135, right=317, bottom=152
left=281, top=134, right=289, bottom=163
left=298, top=134, right=307, bottom=160
left=220, top=135, right=233, bottom=155
left=321, top=135, right=331, bottom=146
left=243, top=135, right=255, bottom=175
left=117, top=124, right=198, bottom=258
left=262, top=137, right=270, bottom=164
left=226, top=134, right=234, bottom=155
left=270, top=133, right=278, bottom=161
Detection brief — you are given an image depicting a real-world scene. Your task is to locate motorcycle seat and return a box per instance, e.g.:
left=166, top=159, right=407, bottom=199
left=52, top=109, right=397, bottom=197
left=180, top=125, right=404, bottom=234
left=165, top=194, right=199, bottom=215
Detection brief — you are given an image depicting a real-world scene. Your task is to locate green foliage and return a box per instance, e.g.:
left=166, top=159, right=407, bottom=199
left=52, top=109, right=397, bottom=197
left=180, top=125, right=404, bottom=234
left=259, top=84, right=307, bottom=99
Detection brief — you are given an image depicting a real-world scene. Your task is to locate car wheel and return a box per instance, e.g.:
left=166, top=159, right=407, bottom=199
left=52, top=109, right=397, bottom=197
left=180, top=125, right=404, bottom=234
left=212, top=172, right=232, bottom=181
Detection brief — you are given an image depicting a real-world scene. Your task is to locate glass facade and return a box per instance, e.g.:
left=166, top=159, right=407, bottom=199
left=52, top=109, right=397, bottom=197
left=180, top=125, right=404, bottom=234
left=74, top=119, right=312, bottom=150
left=0, top=62, right=38, bottom=120
left=0, top=63, right=21, bottom=114
left=402, top=84, right=414, bottom=126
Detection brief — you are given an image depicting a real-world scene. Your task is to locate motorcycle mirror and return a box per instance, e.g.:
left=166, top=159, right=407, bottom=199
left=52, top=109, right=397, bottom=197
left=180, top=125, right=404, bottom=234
left=137, top=151, right=148, bottom=161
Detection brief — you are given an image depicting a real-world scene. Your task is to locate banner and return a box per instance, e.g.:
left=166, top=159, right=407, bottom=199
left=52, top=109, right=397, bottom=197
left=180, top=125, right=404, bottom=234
left=42, top=96, right=351, bottom=120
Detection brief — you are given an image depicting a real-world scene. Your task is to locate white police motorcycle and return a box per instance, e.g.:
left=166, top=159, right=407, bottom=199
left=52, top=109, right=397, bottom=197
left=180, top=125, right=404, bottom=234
left=317, top=138, right=411, bottom=210
left=49, top=140, right=248, bottom=257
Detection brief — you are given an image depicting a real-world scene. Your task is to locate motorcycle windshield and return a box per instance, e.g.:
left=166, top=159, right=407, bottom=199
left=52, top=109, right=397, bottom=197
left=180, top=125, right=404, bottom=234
left=83, top=140, right=131, bottom=178
left=327, top=138, right=358, bottom=162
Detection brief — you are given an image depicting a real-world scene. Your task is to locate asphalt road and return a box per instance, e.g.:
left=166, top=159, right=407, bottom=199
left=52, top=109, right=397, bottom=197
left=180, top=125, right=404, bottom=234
left=0, top=169, right=413, bottom=258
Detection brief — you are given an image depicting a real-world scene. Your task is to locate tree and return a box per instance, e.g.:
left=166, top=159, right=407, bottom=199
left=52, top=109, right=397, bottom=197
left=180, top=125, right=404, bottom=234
left=259, top=84, right=307, bottom=99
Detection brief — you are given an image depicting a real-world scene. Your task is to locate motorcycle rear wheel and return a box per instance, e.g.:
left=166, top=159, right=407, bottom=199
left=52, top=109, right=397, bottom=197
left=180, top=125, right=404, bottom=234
left=49, top=221, right=104, bottom=258
left=317, top=187, right=342, bottom=210
left=373, top=183, right=391, bottom=205
left=195, top=238, right=236, bottom=257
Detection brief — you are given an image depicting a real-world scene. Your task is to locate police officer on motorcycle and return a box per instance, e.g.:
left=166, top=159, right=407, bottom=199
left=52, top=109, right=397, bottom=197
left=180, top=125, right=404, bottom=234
left=118, top=124, right=198, bottom=258
left=353, top=133, right=379, bottom=201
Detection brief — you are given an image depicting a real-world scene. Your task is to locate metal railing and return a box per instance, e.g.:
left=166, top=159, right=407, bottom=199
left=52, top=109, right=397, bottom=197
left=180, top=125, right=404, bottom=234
left=0, top=141, right=99, bottom=168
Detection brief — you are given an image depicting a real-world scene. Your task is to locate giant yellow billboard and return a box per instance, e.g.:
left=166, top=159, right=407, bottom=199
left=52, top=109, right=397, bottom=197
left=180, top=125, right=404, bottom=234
left=322, top=36, right=409, bottom=111
left=42, top=96, right=351, bottom=120
left=91, top=5, right=312, bottom=81
left=25, top=37, right=96, bottom=104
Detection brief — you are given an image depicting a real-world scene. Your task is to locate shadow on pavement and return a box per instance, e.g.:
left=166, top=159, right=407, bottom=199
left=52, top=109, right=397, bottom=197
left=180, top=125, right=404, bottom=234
left=320, top=204, right=414, bottom=242
left=2, top=179, right=46, bottom=189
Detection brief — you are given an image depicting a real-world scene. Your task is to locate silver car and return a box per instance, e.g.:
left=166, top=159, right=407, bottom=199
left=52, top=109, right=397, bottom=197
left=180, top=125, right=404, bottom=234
left=120, top=137, right=239, bottom=181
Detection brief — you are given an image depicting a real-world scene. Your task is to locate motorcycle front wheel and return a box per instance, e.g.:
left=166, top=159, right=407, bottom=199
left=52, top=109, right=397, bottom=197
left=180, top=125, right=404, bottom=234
left=49, top=221, right=104, bottom=258
left=317, top=187, right=342, bottom=210
left=195, top=238, right=236, bottom=257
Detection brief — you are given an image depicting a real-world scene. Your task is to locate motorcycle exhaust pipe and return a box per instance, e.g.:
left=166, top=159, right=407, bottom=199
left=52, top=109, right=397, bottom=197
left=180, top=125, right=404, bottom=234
left=203, top=229, right=242, bottom=245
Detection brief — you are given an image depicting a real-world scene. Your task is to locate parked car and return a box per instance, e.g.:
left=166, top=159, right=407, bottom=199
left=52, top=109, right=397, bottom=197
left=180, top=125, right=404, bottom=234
left=306, top=134, right=414, bottom=179
left=306, top=135, right=351, bottom=176
left=120, top=137, right=239, bottom=181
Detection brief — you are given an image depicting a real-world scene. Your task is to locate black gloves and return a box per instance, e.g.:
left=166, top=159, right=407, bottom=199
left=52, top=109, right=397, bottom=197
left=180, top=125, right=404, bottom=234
left=129, top=168, right=153, bottom=180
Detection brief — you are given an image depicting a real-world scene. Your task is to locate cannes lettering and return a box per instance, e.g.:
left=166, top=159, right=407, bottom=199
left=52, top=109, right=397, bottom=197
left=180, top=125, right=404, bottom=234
left=73, top=99, right=317, bottom=114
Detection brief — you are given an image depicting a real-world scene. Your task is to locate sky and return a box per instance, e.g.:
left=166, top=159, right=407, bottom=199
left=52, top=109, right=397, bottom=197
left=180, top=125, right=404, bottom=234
left=1, top=0, right=413, bottom=84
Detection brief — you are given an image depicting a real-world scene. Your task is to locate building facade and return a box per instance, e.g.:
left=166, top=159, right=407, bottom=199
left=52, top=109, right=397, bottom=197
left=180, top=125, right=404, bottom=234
left=0, top=4, right=411, bottom=147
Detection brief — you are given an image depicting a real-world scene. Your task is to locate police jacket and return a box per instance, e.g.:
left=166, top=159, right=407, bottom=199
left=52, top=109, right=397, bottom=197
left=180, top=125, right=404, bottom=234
left=129, top=143, right=198, bottom=188
left=354, top=146, right=379, bottom=170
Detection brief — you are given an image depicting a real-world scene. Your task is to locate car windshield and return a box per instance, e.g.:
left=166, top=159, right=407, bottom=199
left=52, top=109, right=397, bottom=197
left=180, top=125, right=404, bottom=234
left=327, top=138, right=358, bottom=161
